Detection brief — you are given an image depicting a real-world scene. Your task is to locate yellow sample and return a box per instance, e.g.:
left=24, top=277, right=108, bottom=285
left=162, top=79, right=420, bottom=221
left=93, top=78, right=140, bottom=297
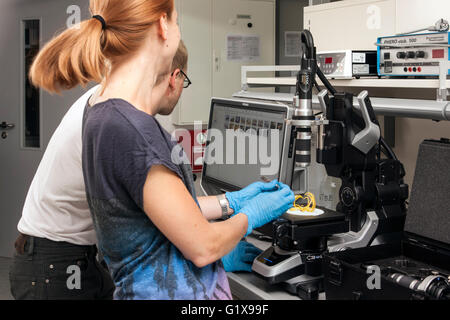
left=292, top=192, right=316, bottom=213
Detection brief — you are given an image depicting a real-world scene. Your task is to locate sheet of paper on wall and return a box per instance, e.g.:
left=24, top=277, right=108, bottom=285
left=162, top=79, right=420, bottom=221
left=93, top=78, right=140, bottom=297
left=227, top=35, right=260, bottom=61
left=285, top=31, right=301, bottom=58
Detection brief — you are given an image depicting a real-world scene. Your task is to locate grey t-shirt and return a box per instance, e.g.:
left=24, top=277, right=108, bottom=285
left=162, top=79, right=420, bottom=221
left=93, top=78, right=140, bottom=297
left=82, top=99, right=231, bottom=300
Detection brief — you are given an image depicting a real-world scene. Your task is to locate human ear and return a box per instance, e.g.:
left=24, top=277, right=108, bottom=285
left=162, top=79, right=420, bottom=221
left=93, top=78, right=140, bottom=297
left=169, top=70, right=180, bottom=89
left=159, top=14, right=169, bottom=41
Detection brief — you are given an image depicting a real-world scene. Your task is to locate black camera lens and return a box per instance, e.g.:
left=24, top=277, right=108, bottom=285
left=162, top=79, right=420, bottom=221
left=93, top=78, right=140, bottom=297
left=388, top=273, right=450, bottom=300
left=426, top=277, right=450, bottom=300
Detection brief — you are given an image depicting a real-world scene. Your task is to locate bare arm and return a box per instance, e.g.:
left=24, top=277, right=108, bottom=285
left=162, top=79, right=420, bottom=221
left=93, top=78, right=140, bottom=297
left=197, top=196, right=234, bottom=221
left=143, top=165, right=247, bottom=268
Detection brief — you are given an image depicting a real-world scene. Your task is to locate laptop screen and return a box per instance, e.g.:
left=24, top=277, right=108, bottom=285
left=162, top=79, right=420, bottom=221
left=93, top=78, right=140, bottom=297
left=202, top=98, right=288, bottom=191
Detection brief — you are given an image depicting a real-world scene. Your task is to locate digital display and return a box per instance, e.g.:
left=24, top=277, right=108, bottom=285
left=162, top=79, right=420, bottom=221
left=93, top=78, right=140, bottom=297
left=325, top=57, right=333, bottom=64
left=204, top=103, right=286, bottom=189
left=432, top=49, right=445, bottom=59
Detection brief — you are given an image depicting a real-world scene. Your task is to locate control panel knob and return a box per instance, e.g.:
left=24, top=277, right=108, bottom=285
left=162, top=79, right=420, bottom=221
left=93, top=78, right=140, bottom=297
left=406, top=51, right=415, bottom=59
left=415, top=51, right=426, bottom=59
left=396, top=52, right=406, bottom=59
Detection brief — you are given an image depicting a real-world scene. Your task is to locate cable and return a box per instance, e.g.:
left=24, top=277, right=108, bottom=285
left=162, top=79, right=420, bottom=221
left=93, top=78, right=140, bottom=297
left=316, top=66, right=337, bottom=95
left=396, top=18, right=449, bottom=35
left=380, top=144, right=390, bottom=159
left=313, top=79, right=324, bottom=117
left=254, top=234, right=273, bottom=242
left=380, top=137, right=398, bottom=161
left=313, top=79, right=322, bottom=93
left=300, top=30, right=315, bottom=60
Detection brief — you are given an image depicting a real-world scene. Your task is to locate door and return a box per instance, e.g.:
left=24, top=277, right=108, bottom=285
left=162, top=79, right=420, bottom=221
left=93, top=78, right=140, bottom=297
left=0, top=0, right=90, bottom=257
left=212, top=0, right=276, bottom=98
left=173, top=0, right=213, bottom=125
left=172, top=0, right=276, bottom=126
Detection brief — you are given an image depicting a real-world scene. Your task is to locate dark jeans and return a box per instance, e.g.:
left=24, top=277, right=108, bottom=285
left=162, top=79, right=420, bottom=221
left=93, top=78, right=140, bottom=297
left=9, top=234, right=115, bottom=300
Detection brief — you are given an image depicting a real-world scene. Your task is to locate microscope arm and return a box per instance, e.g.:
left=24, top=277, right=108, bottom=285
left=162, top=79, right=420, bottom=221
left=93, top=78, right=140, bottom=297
left=352, top=91, right=381, bottom=155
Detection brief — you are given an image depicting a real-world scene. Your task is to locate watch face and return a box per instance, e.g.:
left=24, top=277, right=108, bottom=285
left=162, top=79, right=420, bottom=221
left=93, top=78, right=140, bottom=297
left=218, top=196, right=229, bottom=218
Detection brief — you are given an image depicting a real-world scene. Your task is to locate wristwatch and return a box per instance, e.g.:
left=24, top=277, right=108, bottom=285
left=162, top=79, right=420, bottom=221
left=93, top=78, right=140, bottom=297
left=217, top=194, right=231, bottom=220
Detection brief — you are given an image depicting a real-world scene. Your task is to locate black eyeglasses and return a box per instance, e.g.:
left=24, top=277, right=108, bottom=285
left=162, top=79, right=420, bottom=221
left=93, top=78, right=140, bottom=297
left=179, top=69, right=192, bottom=89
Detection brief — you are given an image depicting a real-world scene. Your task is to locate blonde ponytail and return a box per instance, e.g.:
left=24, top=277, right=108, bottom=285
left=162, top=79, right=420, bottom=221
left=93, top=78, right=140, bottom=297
left=30, top=19, right=105, bottom=93
left=29, top=0, right=174, bottom=93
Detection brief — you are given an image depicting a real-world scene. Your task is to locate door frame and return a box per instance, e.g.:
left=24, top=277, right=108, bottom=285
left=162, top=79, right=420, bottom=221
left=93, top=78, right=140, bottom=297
left=19, top=15, right=44, bottom=151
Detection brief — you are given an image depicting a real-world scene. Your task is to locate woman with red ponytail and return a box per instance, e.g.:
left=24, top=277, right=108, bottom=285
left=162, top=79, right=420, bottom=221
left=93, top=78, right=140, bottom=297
left=20, top=0, right=293, bottom=300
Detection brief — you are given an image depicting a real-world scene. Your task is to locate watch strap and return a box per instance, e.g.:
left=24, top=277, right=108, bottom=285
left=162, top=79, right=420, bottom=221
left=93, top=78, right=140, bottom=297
left=217, top=194, right=230, bottom=220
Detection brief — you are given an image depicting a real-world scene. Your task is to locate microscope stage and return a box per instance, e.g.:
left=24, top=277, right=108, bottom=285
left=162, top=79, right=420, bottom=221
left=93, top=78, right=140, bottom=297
left=282, top=206, right=346, bottom=226
left=286, top=208, right=325, bottom=217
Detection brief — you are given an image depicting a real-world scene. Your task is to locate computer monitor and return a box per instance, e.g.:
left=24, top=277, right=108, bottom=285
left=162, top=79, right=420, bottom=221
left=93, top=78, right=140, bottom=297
left=201, top=98, right=289, bottom=193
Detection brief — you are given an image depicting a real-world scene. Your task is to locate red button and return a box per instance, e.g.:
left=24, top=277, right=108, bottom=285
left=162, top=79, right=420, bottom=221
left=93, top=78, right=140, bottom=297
left=418, top=67, right=422, bottom=72
left=408, top=67, right=413, bottom=72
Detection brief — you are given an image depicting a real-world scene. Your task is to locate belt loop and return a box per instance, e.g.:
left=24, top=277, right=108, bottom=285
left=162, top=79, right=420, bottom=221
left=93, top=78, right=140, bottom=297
left=87, top=245, right=98, bottom=258
left=27, top=236, right=35, bottom=255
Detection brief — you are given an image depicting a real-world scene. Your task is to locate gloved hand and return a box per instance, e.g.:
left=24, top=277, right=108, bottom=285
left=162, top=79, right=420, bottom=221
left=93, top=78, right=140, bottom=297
left=222, top=241, right=262, bottom=272
left=225, top=180, right=279, bottom=215
left=239, top=182, right=295, bottom=236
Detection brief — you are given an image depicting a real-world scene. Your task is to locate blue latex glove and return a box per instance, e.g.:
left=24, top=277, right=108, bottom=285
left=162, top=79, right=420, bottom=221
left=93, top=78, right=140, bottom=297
left=225, top=180, right=279, bottom=215
left=240, top=182, right=295, bottom=236
left=222, top=241, right=262, bottom=272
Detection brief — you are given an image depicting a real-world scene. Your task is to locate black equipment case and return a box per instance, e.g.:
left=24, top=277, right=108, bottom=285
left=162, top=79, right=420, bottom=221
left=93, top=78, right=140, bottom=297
left=323, top=139, right=450, bottom=300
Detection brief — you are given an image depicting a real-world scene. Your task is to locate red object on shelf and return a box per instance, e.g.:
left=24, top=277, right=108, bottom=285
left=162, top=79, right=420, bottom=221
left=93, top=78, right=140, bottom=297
left=173, top=129, right=207, bottom=174
left=191, top=130, right=207, bottom=173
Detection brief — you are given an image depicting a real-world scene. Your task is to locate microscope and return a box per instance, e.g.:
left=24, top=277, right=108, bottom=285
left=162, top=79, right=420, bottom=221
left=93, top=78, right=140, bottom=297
left=252, top=30, right=409, bottom=300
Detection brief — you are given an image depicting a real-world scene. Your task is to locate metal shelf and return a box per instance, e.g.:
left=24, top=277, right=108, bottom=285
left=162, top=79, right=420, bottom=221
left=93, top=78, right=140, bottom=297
left=246, top=77, right=450, bottom=89
left=233, top=91, right=450, bottom=121
left=241, top=64, right=450, bottom=101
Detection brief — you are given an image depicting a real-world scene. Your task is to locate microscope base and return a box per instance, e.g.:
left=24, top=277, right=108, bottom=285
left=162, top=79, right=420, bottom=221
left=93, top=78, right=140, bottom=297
left=283, top=274, right=324, bottom=300
left=252, top=248, right=325, bottom=300
left=252, top=247, right=305, bottom=284
left=253, top=245, right=326, bottom=300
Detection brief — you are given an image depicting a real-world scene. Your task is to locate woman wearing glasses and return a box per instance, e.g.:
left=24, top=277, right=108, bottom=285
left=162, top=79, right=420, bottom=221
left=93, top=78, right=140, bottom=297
left=27, top=0, right=294, bottom=300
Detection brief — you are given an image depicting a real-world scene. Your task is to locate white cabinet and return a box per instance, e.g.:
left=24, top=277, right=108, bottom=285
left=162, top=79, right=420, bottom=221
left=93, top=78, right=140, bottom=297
left=172, top=0, right=275, bottom=126
left=304, top=0, right=450, bottom=51
left=304, top=0, right=396, bottom=51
